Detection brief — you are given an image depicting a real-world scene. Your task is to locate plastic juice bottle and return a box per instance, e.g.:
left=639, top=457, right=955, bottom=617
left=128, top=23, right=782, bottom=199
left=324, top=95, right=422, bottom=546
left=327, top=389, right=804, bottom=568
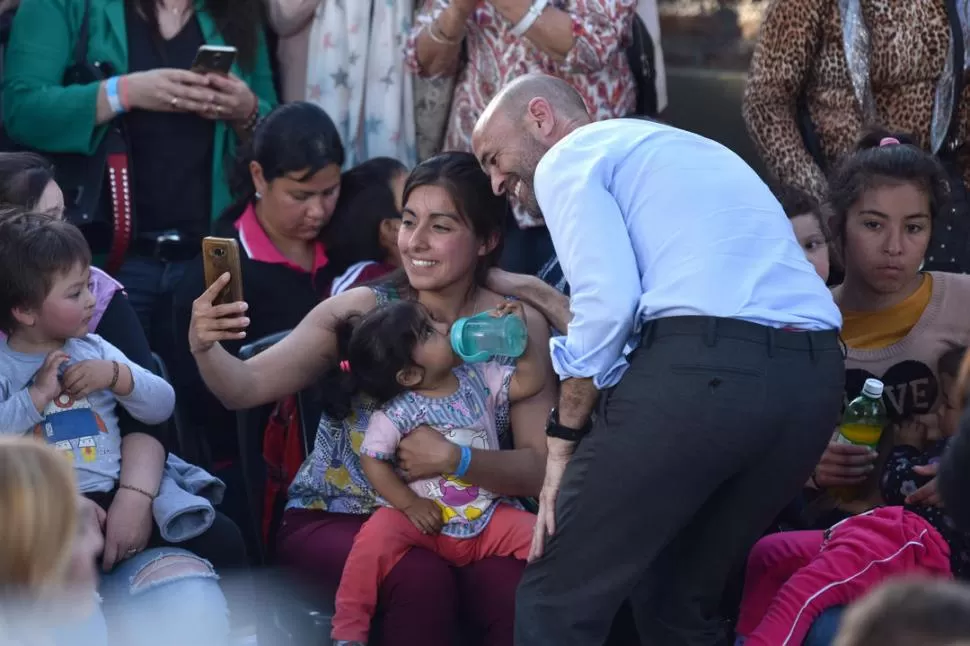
left=831, top=378, right=887, bottom=501
left=450, top=310, right=527, bottom=363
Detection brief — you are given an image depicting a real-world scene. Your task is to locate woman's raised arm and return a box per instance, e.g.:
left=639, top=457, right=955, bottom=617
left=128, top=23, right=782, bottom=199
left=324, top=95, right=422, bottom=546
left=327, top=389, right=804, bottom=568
left=189, top=276, right=377, bottom=409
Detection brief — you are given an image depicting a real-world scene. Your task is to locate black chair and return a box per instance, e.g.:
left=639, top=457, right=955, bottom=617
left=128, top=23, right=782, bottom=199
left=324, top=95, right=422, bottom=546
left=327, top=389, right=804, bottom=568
left=235, top=329, right=292, bottom=564
left=234, top=330, right=337, bottom=645
left=149, top=351, right=194, bottom=458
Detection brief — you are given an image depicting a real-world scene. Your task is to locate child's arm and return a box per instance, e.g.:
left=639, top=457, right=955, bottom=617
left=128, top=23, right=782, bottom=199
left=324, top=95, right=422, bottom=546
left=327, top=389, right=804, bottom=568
left=101, top=432, right=164, bottom=570
left=495, top=301, right=547, bottom=403
left=64, top=336, right=175, bottom=426
left=361, top=455, right=442, bottom=534
left=361, top=411, right=443, bottom=534
left=0, top=350, right=69, bottom=434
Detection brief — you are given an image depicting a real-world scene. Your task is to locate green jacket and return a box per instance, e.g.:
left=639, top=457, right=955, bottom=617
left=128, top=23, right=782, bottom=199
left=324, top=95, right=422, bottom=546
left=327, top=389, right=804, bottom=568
left=2, top=0, right=278, bottom=222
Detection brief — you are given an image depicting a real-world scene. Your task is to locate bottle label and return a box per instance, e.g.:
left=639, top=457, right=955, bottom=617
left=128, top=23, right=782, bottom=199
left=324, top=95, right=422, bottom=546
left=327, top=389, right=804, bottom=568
left=837, top=423, right=882, bottom=448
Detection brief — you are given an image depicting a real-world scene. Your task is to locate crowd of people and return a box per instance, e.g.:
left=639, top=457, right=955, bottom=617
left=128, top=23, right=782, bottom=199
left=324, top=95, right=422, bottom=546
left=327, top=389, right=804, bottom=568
left=1, top=0, right=970, bottom=645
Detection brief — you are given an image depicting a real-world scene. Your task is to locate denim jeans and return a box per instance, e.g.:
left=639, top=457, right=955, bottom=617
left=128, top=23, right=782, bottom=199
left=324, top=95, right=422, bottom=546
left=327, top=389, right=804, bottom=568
left=114, top=257, right=193, bottom=368
left=9, top=548, right=229, bottom=646
left=99, top=546, right=230, bottom=646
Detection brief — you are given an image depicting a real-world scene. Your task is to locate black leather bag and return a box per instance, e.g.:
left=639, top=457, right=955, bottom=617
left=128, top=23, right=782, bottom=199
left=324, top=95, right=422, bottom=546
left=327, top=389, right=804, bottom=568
left=626, top=14, right=659, bottom=118
left=1, top=0, right=133, bottom=269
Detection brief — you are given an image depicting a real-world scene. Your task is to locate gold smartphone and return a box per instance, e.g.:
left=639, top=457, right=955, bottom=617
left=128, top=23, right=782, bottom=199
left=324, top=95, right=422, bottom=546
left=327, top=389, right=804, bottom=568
left=191, top=45, right=236, bottom=75
left=202, top=237, right=243, bottom=306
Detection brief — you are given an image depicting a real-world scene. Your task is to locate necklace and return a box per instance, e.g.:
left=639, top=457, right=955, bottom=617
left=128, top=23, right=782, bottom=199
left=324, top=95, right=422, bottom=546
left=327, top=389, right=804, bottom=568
left=159, top=1, right=190, bottom=16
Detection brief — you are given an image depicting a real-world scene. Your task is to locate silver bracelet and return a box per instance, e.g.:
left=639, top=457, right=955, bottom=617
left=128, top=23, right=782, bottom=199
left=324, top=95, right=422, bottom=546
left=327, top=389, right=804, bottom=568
left=510, top=0, right=549, bottom=37
left=426, top=18, right=462, bottom=46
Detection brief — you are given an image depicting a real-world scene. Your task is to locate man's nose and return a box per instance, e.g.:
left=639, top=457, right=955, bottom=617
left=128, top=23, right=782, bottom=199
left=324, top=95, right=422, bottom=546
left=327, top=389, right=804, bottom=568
left=490, top=172, right=506, bottom=197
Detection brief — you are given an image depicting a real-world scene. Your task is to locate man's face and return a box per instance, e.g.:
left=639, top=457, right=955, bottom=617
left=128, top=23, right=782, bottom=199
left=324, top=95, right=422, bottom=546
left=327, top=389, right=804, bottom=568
left=473, top=115, right=549, bottom=218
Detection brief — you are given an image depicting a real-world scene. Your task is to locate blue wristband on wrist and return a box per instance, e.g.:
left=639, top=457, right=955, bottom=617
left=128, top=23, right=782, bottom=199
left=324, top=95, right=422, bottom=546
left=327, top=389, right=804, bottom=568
left=454, top=446, right=472, bottom=478
left=105, top=76, right=124, bottom=114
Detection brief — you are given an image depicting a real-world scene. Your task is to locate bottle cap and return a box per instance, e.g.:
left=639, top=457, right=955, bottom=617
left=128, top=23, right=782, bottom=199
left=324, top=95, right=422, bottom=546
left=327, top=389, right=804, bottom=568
left=862, top=378, right=884, bottom=398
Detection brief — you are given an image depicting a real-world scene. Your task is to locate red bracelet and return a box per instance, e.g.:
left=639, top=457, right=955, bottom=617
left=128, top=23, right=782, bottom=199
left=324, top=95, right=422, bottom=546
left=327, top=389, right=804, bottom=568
left=119, top=76, right=130, bottom=111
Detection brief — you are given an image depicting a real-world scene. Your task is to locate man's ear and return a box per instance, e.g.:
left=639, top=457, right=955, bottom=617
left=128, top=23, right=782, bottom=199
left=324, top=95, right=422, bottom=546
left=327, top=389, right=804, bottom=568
left=11, top=305, right=36, bottom=329
left=396, top=366, right=423, bottom=389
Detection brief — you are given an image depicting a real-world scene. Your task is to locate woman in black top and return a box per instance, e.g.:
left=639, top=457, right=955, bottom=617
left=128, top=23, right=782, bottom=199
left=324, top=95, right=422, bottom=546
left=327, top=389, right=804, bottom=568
left=173, top=102, right=344, bottom=468
left=3, top=0, right=278, bottom=366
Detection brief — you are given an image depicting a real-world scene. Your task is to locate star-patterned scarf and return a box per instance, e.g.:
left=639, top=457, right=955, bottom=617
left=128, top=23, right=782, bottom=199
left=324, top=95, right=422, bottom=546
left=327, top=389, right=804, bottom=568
left=306, top=0, right=417, bottom=168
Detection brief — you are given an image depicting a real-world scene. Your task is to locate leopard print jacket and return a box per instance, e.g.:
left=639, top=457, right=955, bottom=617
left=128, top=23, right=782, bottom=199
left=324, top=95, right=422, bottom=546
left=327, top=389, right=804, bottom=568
left=743, top=0, right=970, bottom=199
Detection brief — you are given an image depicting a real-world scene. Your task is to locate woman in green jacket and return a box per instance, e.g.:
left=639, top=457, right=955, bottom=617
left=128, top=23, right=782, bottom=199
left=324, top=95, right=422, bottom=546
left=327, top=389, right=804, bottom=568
left=2, top=0, right=278, bottom=354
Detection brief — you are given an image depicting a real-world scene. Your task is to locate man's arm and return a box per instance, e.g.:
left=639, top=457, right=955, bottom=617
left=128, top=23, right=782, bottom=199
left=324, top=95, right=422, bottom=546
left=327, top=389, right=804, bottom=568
left=534, top=136, right=644, bottom=426
left=488, top=269, right=572, bottom=334
left=558, top=378, right=599, bottom=430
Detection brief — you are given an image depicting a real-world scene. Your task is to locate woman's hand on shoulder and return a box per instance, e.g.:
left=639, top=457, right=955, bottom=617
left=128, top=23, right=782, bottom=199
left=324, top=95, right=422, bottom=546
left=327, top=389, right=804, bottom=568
left=188, top=273, right=250, bottom=354
left=125, top=69, right=213, bottom=113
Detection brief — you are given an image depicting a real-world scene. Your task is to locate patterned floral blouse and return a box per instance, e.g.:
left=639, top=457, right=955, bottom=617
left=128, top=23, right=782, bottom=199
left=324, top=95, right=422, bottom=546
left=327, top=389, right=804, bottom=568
left=405, top=0, right=638, bottom=228
left=286, top=284, right=514, bottom=515
left=881, top=439, right=970, bottom=579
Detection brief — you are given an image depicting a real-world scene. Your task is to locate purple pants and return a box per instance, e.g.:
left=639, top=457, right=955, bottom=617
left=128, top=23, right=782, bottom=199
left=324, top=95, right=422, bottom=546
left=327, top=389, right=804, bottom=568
left=277, top=508, right=524, bottom=646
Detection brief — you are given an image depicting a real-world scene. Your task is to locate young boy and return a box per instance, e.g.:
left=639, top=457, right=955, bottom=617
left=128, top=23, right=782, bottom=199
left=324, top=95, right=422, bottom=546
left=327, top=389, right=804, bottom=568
left=0, top=212, right=174, bottom=502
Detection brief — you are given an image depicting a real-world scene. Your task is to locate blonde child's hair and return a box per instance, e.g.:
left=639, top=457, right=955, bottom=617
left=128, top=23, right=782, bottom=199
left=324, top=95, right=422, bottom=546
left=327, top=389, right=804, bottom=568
left=834, top=578, right=970, bottom=646
left=0, top=437, right=78, bottom=597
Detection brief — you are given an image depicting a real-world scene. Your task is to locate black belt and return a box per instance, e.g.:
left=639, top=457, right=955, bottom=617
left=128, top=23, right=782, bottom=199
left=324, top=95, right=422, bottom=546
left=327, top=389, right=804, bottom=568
left=129, top=232, right=201, bottom=263
left=640, top=316, right=841, bottom=353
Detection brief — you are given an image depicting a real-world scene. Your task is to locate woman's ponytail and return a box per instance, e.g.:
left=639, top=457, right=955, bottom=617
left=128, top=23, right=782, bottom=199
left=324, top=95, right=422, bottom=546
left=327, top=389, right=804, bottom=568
left=318, top=314, right=364, bottom=421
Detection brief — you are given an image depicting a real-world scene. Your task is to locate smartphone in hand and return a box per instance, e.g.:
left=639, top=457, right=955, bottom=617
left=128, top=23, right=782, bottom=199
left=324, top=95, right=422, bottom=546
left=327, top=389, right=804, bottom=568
left=191, top=45, right=236, bottom=75
left=202, top=237, right=243, bottom=306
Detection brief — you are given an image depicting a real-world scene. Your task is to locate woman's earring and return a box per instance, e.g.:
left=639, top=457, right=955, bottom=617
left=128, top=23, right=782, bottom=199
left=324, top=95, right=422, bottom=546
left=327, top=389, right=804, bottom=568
left=254, top=191, right=262, bottom=200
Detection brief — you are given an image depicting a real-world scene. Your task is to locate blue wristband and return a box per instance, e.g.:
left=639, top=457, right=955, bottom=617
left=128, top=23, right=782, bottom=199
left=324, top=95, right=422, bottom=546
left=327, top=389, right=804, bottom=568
left=105, top=76, right=124, bottom=114
left=454, top=446, right=472, bottom=478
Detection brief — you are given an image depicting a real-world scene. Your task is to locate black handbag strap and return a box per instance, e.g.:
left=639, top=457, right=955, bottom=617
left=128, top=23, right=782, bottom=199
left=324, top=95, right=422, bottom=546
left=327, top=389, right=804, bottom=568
left=943, top=0, right=965, bottom=148
left=71, top=0, right=92, bottom=69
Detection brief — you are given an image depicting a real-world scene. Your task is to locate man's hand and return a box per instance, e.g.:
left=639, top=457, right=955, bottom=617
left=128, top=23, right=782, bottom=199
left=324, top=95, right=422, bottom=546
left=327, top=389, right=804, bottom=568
left=529, top=437, right=575, bottom=562
left=404, top=498, right=444, bottom=535
left=906, top=464, right=944, bottom=508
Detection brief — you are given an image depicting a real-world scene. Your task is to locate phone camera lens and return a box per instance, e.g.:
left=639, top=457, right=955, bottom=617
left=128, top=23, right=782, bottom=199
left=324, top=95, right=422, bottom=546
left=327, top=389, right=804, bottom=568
left=213, top=248, right=225, bottom=257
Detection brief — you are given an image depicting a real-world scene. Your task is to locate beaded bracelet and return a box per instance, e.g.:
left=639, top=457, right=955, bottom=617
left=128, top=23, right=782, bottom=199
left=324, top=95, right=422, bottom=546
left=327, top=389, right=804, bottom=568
left=108, top=360, right=120, bottom=390
left=119, top=483, right=157, bottom=501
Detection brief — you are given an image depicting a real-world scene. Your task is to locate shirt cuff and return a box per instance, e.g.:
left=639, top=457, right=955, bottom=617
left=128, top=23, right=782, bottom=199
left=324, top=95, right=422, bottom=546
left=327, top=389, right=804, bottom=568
left=14, top=388, right=45, bottom=429
left=549, top=335, right=629, bottom=390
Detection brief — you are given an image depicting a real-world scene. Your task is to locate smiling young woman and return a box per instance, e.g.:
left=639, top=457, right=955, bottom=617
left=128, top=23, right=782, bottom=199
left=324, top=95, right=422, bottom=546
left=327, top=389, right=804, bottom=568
left=186, top=151, right=556, bottom=646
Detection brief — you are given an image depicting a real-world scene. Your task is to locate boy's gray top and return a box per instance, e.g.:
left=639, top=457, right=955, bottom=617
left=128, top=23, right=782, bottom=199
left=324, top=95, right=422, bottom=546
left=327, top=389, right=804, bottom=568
left=0, top=334, right=175, bottom=492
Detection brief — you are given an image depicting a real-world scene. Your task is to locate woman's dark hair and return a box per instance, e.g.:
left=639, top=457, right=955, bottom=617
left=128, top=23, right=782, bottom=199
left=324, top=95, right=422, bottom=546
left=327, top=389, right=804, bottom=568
left=323, top=157, right=408, bottom=276
left=320, top=300, right=433, bottom=420
left=130, top=0, right=262, bottom=72
left=826, top=129, right=950, bottom=243
left=387, top=152, right=507, bottom=291
left=228, top=102, right=345, bottom=206
left=0, top=152, right=54, bottom=209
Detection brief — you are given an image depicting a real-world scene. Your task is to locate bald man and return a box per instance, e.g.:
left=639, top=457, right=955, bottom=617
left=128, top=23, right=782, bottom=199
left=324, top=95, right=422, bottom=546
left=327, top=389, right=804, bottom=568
left=472, top=74, right=846, bottom=646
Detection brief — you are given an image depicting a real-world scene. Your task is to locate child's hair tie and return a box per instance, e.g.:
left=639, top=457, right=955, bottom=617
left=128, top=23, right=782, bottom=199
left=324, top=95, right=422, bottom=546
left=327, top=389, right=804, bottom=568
left=879, top=137, right=901, bottom=147
left=339, top=360, right=351, bottom=373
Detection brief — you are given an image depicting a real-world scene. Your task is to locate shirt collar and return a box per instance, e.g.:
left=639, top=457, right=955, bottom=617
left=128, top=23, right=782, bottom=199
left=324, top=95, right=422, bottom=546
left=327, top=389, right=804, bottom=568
left=234, top=202, right=328, bottom=274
